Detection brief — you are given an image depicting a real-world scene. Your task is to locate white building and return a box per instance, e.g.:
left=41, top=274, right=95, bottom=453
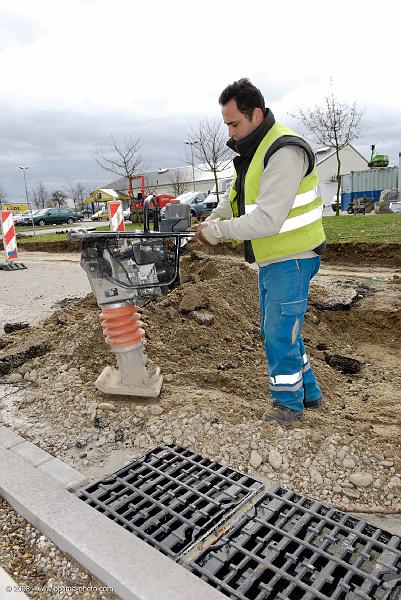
left=106, top=164, right=233, bottom=199
left=315, top=144, right=368, bottom=205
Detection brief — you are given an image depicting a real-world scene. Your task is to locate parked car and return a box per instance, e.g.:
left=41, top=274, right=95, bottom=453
left=90, top=209, right=109, bottom=221
left=160, top=191, right=207, bottom=220
left=13, top=210, right=33, bottom=224
left=18, top=207, right=80, bottom=226
left=75, top=211, right=85, bottom=221
left=202, top=178, right=232, bottom=216
left=81, top=208, right=93, bottom=216
left=331, top=194, right=340, bottom=212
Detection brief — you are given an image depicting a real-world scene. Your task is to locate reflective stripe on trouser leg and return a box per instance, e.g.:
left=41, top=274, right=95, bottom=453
left=298, top=338, right=322, bottom=402
left=258, top=257, right=321, bottom=412
left=302, top=353, right=310, bottom=373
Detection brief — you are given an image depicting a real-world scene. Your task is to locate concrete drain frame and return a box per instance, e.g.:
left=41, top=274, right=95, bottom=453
left=78, top=448, right=401, bottom=600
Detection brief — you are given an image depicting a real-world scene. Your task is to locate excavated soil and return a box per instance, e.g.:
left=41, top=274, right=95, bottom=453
left=189, top=240, right=401, bottom=268
left=322, top=243, right=401, bottom=268
left=1, top=250, right=401, bottom=517
left=16, top=239, right=81, bottom=253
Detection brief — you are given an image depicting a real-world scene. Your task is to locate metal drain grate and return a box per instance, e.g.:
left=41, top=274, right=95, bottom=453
left=78, top=445, right=262, bottom=559
left=187, top=485, right=401, bottom=600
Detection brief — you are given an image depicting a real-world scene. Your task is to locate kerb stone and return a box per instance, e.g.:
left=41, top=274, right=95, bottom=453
left=12, top=441, right=52, bottom=467
left=0, top=426, right=25, bottom=450
left=38, top=458, right=88, bottom=490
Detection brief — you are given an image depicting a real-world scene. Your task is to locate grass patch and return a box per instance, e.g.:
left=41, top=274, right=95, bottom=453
left=323, top=214, right=401, bottom=244
left=18, top=232, right=69, bottom=243
left=94, top=222, right=148, bottom=232
left=94, top=223, right=157, bottom=232
left=16, top=222, right=148, bottom=244
left=15, top=225, right=56, bottom=232
left=15, top=214, right=401, bottom=246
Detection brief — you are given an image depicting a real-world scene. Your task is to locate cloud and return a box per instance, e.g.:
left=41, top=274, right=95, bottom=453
left=0, top=103, right=202, bottom=198
left=1, top=0, right=400, bottom=199
left=0, top=7, right=43, bottom=49
left=1, top=95, right=400, bottom=202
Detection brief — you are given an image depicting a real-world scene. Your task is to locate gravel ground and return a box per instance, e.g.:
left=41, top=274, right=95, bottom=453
left=0, top=499, right=118, bottom=599
left=1, top=248, right=401, bottom=598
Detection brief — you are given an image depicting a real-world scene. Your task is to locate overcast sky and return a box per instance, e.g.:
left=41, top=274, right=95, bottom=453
left=1, top=0, right=400, bottom=201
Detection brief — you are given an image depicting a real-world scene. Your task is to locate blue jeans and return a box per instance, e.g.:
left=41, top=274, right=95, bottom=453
left=258, top=257, right=321, bottom=412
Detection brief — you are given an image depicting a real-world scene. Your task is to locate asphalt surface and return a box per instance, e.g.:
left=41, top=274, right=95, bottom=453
left=0, top=250, right=90, bottom=333
left=16, top=219, right=98, bottom=236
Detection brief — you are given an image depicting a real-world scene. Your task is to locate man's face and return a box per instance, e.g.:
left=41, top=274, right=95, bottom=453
left=222, top=98, right=262, bottom=141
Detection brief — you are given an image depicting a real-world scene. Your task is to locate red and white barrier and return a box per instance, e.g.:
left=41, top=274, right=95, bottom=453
left=1, top=210, right=18, bottom=261
left=108, top=201, right=125, bottom=232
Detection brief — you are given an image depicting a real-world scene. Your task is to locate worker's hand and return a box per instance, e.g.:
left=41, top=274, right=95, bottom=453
left=186, top=222, right=220, bottom=246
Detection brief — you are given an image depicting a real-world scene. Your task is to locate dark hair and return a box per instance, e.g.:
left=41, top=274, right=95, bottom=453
left=218, top=78, right=265, bottom=120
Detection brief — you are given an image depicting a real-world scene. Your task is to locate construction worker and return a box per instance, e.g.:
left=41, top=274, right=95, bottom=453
left=190, top=78, right=325, bottom=425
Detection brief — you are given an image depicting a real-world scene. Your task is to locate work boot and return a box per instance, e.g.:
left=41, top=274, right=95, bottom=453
left=262, top=406, right=304, bottom=425
left=303, top=396, right=323, bottom=408
left=303, top=383, right=323, bottom=408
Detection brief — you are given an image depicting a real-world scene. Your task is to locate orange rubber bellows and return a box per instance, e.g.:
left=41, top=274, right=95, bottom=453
left=94, top=301, right=163, bottom=398
left=100, top=304, right=145, bottom=349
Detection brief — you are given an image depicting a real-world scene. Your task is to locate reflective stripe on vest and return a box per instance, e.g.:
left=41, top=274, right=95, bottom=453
left=244, top=186, right=320, bottom=213
left=230, top=122, right=325, bottom=262
left=246, top=203, right=323, bottom=234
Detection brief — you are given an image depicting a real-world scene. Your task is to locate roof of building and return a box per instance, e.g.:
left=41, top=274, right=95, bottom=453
left=106, top=163, right=234, bottom=192
left=98, top=188, right=121, bottom=197
left=315, top=143, right=368, bottom=166
left=84, top=187, right=130, bottom=203
left=315, top=147, right=334, bottom=163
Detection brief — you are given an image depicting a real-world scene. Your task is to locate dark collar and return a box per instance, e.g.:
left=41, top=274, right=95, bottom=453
left=227, top=109, right=275, bottom=157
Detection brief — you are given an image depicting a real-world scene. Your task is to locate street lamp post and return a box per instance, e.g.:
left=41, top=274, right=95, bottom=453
left=18, top=165, right=36, bottom=236
left=184, top=140, right=200, bottom=191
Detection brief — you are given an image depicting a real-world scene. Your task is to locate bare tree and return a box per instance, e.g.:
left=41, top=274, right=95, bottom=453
left=49, top=190, right=67, bottom=208
left=187, top=118, right=233, bottom=200
left=168, top=168, right=190, bottom=196
left=291, top=87, right=364, bottom=216
left=31, top=181, right=49, bottom=209
left=94, top=135, right=146, bottom=221
left=0, top=184, right=7, bottom=203
left=65, top=180, right=87, bottom=212
left=94, top=135, right=145, bottom=186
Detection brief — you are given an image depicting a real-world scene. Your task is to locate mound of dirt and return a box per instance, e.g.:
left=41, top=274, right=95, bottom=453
left=1, top=251, right=401, bottom=514
left=18, top=239, right=81, bottom=253
left=17, top=238, right=401, bottom=272
left=195, top=240, right=401, bottom=269
left=323, top=243, right=401, bottom=268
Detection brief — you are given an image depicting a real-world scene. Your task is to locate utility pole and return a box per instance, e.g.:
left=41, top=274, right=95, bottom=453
left=184, top=140, right=199, bottom=191
left=18, top=165, right=36, bottom=236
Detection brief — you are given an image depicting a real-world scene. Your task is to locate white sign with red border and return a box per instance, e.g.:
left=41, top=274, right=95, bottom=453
left=108, top=201, right=125, bottom=232
left=1, top=210, right=18, bottom=261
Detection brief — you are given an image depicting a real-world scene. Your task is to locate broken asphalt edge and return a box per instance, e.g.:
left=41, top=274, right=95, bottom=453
left=0, top=426, right=225, bottom=600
